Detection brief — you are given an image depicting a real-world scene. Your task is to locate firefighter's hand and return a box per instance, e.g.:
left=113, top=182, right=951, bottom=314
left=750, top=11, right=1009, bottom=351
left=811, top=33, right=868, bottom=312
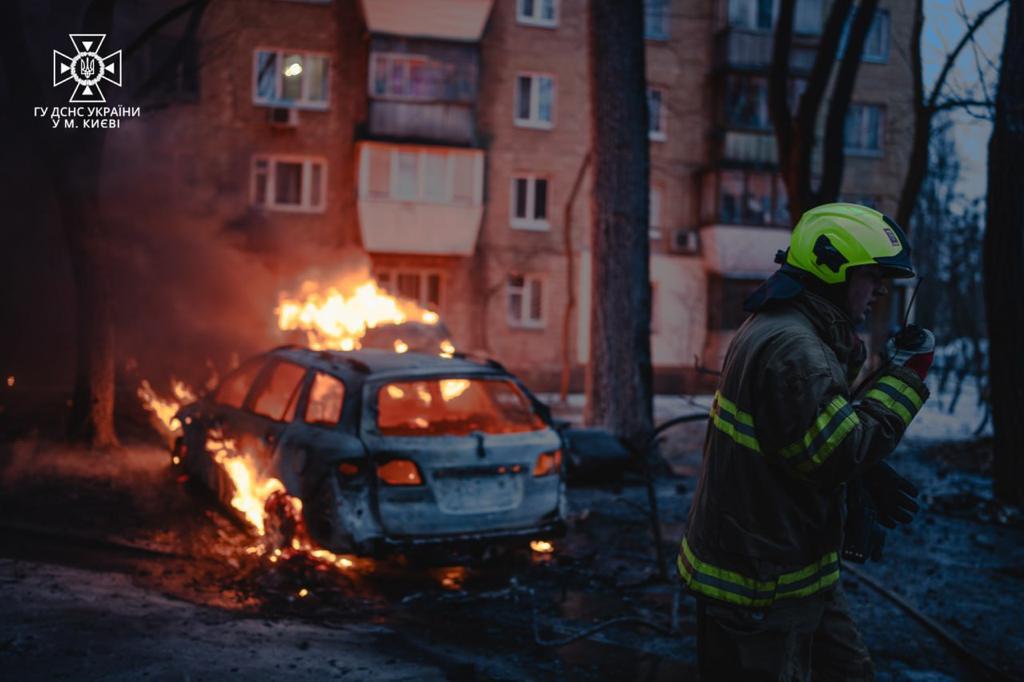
left=887, top=325, right=935, bottom=380
left=864, top=462, right=919, bottom=528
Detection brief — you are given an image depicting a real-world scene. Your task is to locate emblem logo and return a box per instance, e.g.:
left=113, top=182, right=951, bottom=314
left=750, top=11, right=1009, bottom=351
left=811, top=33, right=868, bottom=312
left=53, top=34, right=122, bottom=103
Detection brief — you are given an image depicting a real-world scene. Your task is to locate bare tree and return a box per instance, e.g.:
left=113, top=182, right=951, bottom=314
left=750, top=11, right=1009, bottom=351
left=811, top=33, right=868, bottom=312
left=769, top=0, right=879, bottom=219
left=585, top=0, right=653, bottom=449
left=984, top=0, right=1024, bottom=505
left=0, top=0, right=208, bottom=448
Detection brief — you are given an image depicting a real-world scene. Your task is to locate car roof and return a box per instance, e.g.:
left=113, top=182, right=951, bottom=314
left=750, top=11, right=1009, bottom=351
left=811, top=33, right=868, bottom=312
left=269, top=346, right=506, bottom=381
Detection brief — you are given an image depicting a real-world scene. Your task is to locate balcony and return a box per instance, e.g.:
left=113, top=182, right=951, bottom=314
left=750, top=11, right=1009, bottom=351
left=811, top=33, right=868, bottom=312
left=356, top=141, right=485, bottom=256
left=360, top=0, right=494, bottom=41
left=699, top=224, right=791, bottom=277
left=720, top=130, right=778, bottom=165
left=715, top=29, right=817, bottom=74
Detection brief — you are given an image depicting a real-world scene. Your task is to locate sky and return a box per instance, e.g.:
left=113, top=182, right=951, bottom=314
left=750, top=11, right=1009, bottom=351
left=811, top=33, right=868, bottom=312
left=922, top=0, right=1007, bottom=199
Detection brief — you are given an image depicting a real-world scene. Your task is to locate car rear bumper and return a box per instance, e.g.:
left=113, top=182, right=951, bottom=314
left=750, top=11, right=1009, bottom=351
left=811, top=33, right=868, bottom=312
left=378, top=517, right=566, bottom=549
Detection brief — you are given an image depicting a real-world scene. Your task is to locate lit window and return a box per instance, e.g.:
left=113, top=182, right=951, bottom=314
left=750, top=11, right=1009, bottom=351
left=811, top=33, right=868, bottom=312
left=507, top=275, right=545, bottom=328
left=644, top=0, right=669, bottom=40
left=647, top=86, right=667, bottom=140
left=254, top=50, right=329, bottom=108
left=252, top=156, right=327, bottom=212
left=517, top=0, right=557, bottom=27
left=844, top=103, right=884, bottom=155
left=514, top=73, right=555, bottom=128
left=511, top=175, right=550, bottom=230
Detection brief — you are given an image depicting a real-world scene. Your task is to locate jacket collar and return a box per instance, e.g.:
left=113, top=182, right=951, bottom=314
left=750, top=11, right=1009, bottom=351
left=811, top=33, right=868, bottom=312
left=789, top=290, right=866, bottom=379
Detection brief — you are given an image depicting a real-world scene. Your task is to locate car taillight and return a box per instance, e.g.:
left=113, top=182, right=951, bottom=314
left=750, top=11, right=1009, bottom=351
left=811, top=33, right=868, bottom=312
left=533, top=449, right=562, bottom=477
left=377, top=459, right=423, bottom=486
left=338, top=462, right=359, bottom=477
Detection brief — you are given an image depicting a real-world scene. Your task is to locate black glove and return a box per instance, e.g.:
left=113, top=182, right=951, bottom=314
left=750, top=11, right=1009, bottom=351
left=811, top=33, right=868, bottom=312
left=843, top=479, right=887, bottom=563
left=863, top=462, right=919, bottom=529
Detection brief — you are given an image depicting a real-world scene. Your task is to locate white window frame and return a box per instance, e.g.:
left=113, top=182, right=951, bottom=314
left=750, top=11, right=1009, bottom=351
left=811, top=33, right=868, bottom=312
left=517, top=0, right=558, bottom=28
left=510, top=174, right=551, bottom=231
left=649, top=184, right=663, bottom=239
left=507, top=274, right=545, bottom=329
left=514, top=72, right=555, bottom=129
left=252, top=48, right=330, bottom=110
left=374, top=268, right=444, bottom=310
left=647, top=86, right=667, bottom=141
left=251, top=155, right=328, bottom=213
left=359, top=145, right=484, bottom=207
left=844, top=103, right=885, bottom=157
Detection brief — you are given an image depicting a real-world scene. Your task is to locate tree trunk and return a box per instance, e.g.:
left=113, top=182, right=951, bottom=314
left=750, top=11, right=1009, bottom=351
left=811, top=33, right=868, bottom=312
left=585, top=0, right=653, bottom=449
left=984, top=0, right=1024, bottom=505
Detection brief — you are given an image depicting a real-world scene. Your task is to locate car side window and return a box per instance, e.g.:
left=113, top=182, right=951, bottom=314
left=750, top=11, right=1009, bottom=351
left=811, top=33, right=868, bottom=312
left=304, top=372, right=345, bottom=426
left=251, top=361, right=307, bottom=421
left=214, top=358, right=266, bottom=409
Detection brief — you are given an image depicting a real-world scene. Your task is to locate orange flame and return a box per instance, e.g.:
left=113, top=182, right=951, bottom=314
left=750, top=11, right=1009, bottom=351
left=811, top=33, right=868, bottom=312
left=276, top=278, right=439, bottom=351
left=206, top=432, right=284, bottom=536
left=138, top=378, right=197, bottom=434
left=530, top=540, right=554, bottom=554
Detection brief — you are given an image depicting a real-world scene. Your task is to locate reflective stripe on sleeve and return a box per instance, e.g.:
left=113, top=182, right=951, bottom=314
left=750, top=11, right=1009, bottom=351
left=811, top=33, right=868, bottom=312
left=864, top=375, right=924, bottom=426
left=779, top=396, right=861, bottom=472
left=711, top=391, right=762, bottom=454
left=677, top=538, right=840, bottom=607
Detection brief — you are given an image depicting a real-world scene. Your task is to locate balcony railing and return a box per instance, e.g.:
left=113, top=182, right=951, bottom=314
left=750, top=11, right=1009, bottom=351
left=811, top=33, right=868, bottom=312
left=721, top=130, right=778, bottom=165
left=368, top=101, right=476, bottom=145
left=715, top=29, right=818, bottom=74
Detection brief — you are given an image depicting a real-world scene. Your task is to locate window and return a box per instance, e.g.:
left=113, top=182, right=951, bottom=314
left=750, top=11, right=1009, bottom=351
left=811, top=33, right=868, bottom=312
left=215, top=359, right=266, bottom=409
left=517, top=0, right=557, bottom=27
left=252, top=156, right=327, bottom=212
left=511, top=175, right=550, bottom=230
left=376, top=379, right=544, bottom=436
left=254, top=49, right=329, bottom=108
left=305, top=372, right=345, bottom=426
left=252, top=361, right=306, bottom=421
left=645, top=0, right=669, bottom=40
left=650, top=185, right=663, bottom=238
left=514, top=73, right=555, bottom=128
left=839, top=7, right=890, bottom=63
left=844, top=103, right=884, bottom=155
left=369, top=53, right=477, bottom=101
left=376, top=270, right=443, bottom=310
left=647, top=87, right=667, bottom=140
left=724, top=75, right=770, bottom=130
left=727, top=0, right=821, bottom=33
left=360, top=145, right=481, bottom=206
left=713, top=170, right=786, bottom=226
left=507, top=275, right=544, bottom=328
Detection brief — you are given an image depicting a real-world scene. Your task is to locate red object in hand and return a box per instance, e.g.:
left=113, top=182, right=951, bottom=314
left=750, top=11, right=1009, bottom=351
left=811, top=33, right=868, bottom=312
left=905, top=350, right=934, bottom=380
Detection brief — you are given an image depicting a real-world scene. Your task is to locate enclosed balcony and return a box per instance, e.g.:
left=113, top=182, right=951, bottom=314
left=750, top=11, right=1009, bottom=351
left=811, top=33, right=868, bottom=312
left=356, top=141, right=485, bottom=256
left=715, top=28, right=818, bottom=74
left=367, top=37, right=480, bottom=145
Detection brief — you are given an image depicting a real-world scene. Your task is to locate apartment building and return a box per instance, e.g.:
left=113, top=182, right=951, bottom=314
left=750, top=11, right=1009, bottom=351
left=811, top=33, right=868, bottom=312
left=106, top=0, right=914, bottom=391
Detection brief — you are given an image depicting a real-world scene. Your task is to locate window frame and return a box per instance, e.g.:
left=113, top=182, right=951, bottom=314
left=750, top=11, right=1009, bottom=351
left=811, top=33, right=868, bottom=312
left=647, top=85, right=667, bottom=141
left=649, top=183, right=664, bottom=239
left=303, top=371, right=347, bottom=428
left=374, top=268, right=445, bottom=311
left=506, top=274, right=546, bottom=329
left=252, top=48, right=330, bottom=110
left=644, top=0, right=670, bottom=41
left=249, top=360, right=309, bottom=423
left=360, top=145, right=483, bottom=207
left=510, top=174, right=552, bottom=231
left=843, top=103, right=885, bottom=157
left=514, top=72, right=556, bottom=129
left=838, top=6, right=890, bottom=64
left=516, top=0, right=559, bottom=28
left=251, top=155, right=328, bottom=213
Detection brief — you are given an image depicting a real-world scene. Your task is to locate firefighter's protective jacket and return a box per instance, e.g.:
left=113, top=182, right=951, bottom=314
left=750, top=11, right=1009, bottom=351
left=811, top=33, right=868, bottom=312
left=678, top=290, right=929, bottom=608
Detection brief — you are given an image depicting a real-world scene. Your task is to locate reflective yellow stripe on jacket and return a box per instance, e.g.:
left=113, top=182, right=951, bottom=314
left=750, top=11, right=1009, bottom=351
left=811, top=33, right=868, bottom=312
left=677, top=538, right=840, bottom=607
left=864, top=374, right=924, bottom=426
left=779, top=395, right=860, bottom=473
left=711, top=391, right=761, bottom=453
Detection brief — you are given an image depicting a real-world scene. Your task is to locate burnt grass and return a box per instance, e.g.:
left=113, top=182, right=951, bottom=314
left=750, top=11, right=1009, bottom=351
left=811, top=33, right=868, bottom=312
left=0, top=432, right=1022, bottom=681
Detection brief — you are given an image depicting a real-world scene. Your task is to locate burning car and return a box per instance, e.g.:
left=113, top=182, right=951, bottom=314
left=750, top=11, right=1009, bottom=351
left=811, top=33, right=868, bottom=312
left=174, top=346, right=567, bottom=557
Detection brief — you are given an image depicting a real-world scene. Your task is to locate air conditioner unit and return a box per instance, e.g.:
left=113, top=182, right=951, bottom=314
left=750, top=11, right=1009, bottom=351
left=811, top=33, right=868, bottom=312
left=670, top=228, right=700, bottom=255
left=268, top=106, right=299, bottom=127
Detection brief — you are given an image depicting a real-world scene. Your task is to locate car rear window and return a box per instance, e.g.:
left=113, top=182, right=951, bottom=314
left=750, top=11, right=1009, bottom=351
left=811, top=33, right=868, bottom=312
left=376, top=378, right=546, bottom=436
left=305, top=372, right=345, bottom=426
left=251, top=361, right=306, bottom=421
left=214, top=358, right=266, bottom=409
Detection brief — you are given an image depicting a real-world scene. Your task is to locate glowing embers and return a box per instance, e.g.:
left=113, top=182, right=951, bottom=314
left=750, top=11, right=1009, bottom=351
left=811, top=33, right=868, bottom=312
left=530, top=540, right=554, bottom=554
left=276, top=277, right=439, bottom=351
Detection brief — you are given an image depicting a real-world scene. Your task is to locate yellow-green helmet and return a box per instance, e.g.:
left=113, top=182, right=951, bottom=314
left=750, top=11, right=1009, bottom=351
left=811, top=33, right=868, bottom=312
left=785, top=202, right=915, bottom=284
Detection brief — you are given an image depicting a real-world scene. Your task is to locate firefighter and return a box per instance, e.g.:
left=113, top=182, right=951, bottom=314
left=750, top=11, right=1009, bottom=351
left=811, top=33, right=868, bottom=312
left=679, top=203, right=933, bottom=680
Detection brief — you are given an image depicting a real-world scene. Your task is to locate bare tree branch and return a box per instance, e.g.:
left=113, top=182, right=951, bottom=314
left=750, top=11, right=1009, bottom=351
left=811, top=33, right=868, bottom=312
left=927, top=0, right=1008, bottom=109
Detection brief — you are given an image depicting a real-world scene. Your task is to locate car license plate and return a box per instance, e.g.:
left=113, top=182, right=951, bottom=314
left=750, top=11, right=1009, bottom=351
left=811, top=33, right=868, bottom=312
left=433, top=474, right=524, bottom=514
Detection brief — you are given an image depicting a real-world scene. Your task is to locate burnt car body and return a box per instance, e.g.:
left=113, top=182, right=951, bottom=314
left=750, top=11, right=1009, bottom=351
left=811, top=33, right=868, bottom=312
left=176, top=346, right=566, bottom=556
